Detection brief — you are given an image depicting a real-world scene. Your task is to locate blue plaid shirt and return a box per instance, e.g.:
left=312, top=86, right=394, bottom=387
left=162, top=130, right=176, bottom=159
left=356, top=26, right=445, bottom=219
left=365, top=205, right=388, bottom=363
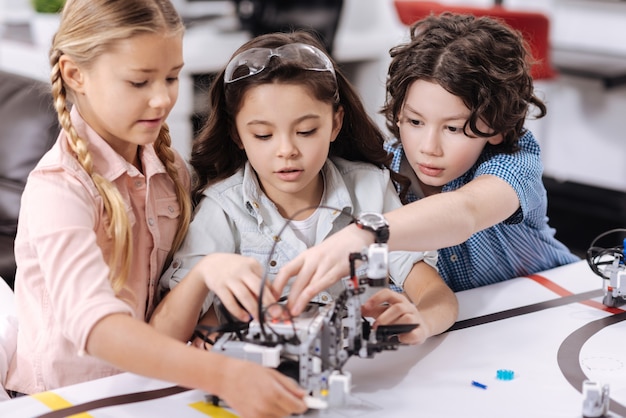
left=386, top=130, right=579, bottom=291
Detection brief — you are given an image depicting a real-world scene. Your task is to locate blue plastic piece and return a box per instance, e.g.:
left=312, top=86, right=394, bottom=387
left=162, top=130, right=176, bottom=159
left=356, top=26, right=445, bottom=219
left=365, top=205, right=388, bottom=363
left=496, top=369, right=515, bottom=380
left=471, top=380, right=487, bottom=389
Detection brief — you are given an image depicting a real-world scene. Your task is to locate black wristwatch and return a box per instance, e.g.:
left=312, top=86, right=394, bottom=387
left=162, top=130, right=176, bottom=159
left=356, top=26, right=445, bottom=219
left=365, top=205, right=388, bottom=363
left=355, top=212, right=390, bottom=244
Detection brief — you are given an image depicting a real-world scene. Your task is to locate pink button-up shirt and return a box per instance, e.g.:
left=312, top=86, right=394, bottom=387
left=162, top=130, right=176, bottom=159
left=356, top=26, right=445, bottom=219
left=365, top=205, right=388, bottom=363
left=6, top=108, right=190, bottom=393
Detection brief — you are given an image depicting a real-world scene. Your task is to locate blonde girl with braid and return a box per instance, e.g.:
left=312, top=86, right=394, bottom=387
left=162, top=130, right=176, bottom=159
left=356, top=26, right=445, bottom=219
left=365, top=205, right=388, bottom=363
left=5, top=1, right=307, bottom=416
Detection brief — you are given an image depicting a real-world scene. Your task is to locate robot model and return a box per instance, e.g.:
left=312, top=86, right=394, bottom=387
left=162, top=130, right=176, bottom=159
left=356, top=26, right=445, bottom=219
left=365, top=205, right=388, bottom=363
left=586, top=228, right=626, bottom=308
left=202, top=212, right=417, bottom=408
left=582, top=379, right=610, bottom=418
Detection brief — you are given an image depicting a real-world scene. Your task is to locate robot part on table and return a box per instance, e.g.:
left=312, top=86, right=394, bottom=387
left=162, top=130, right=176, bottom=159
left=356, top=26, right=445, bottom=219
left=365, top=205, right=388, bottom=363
left=582, top=379, right=610, bottom=418
left=586, top=229, right=626, bottom=308
left=198, top=212, right=418, bottom=410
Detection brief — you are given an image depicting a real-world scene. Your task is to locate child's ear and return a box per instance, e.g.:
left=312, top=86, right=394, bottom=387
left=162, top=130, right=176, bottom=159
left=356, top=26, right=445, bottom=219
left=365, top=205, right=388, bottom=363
left=396, top=112, right=403, bottom=129
left=58, top=55, right=86, bottom=94
left=330, top=106, right=344, bottom=143
left=487, top=133, right=504, bottom=146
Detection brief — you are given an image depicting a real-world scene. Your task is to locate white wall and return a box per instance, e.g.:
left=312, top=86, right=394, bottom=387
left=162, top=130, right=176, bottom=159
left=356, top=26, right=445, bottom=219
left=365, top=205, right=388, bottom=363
left=2, top=0, right=625, bottom=192
left=514, top=0, right=626, bottom=192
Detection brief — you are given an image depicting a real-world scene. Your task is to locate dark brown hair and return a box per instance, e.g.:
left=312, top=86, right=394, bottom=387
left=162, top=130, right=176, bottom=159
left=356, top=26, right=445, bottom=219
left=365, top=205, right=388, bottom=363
left=382, top=12, right=547, bottom=154
left=190, top=30, right=408, bottom=204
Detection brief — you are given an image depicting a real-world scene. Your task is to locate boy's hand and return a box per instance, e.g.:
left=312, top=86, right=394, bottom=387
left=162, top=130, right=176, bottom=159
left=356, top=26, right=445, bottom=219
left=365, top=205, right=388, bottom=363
left=273, top=224, right=372, bottom=315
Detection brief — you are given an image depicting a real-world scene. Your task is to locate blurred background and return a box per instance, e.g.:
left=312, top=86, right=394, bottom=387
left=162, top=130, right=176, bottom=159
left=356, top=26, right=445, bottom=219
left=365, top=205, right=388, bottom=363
left=1, top=0, right=624, bottom=258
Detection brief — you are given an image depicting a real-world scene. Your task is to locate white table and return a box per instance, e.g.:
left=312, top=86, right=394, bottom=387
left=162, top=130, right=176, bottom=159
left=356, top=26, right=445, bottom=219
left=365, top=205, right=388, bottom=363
left=2, top=260, right=625, bottom=418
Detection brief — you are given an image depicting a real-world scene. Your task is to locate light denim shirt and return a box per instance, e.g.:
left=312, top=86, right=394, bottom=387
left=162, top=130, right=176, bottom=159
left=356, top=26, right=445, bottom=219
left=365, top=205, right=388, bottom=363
left=160, top=156, right=437, bottom=314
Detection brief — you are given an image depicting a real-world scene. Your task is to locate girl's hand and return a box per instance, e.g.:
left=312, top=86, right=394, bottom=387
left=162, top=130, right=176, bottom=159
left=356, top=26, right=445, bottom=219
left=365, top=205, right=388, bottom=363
left=198, top=253, right=278, bottom=322
left=361, top=288, right=428, bottom=345
left=220, top=358, right=307, bottom=418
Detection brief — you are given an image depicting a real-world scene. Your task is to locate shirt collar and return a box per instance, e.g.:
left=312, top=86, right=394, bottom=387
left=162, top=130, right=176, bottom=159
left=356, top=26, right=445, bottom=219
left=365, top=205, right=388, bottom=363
left=321, top=157, right=354, bottom=215
left=241, top=161, right=263, bottom=206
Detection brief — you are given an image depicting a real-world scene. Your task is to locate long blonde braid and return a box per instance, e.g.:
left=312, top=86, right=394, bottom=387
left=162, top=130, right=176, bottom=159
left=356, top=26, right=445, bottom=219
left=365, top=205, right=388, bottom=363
left=49, top=0, right=186, bottom=294
left=153, top=124, right=191, bottom=266
left=50, top=48, right=132, bottom=294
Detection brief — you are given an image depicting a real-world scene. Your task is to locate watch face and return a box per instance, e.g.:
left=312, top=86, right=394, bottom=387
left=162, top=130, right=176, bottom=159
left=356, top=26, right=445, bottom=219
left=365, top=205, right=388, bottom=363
left=357, top=212, right=390, bottom=243
left=359, top=212, right=388, bottom=229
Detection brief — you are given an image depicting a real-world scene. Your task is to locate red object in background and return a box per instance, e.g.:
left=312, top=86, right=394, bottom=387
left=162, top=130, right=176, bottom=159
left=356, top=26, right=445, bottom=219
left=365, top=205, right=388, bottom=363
left=393, top=1, right=557, bottom=80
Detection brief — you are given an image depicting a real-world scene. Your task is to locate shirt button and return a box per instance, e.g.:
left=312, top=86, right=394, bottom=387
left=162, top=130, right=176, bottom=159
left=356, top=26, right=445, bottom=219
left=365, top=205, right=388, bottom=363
left=172, top=260, right=180, bottom=268
left=273, top=235, right=281, bottom=242
left=320, top=292, right=331, bottom=303
left=252, top=201, right=259, bottom=209
left=148, top=218, right=155, bottom=226
left=450, top=254, right=458, bottom=262
left=135, top=180, right=143, bottom=188
left=168, top=205, right=174, bottom=213
left=269, top=260, right=277, bottom=267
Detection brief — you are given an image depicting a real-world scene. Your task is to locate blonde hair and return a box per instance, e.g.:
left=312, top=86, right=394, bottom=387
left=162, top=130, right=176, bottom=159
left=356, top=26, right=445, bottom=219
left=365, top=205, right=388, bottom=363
left=50, top=0, right=191, bottom=294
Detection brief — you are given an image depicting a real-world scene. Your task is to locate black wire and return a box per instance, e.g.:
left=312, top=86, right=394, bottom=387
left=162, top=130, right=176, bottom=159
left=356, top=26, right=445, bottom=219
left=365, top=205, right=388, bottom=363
left=585, top=228, right=626, bottom=280
left=262, top=302, right=301, bottom=345
left=192, top=323, right=242, bottom=349
left=257, top=205, right=355, bottom=341
left=193, top=325, right=218, bottom=349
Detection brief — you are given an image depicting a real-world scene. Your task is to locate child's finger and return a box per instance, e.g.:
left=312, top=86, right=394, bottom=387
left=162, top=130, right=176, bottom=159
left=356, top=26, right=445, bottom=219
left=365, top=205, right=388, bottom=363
left=217, top=289, right=252, bottom=322
left=273, top=256, right=304, bottom=295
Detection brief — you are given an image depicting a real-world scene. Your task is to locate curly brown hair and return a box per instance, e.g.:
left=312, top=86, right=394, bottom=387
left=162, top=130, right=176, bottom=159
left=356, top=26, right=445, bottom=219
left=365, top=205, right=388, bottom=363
left=190, top=30, right=409, bottom=205
left=382, top=12, right=547, bottom=154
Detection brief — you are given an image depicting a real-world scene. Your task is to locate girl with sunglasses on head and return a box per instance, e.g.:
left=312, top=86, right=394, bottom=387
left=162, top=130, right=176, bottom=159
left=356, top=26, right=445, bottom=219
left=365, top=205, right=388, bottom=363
left=6, top=1, right=308, bottom=416
left=274, top=13, right=580, bottom=316
left=152, top=31, right=457, bottom=351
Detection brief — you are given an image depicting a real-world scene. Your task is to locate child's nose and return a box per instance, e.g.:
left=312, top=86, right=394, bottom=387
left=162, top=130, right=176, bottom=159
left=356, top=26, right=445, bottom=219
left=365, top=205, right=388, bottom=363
left=277, top=135, right=299, bottom=158
left=149, top=84, right=173, bottom=108
left=420, top=129, right=442, bottom=155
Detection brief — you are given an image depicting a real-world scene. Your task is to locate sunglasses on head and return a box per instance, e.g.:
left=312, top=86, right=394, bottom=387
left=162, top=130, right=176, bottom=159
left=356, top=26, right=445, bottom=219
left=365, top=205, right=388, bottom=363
left=224, top=43, right=336, bottom=84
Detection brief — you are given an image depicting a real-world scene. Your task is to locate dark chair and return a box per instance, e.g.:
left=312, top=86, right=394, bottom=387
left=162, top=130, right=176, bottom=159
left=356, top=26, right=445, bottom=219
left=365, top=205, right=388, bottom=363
left=232, top=0, right=344, bottom=55
left=0, top=70, right=58, bottom=288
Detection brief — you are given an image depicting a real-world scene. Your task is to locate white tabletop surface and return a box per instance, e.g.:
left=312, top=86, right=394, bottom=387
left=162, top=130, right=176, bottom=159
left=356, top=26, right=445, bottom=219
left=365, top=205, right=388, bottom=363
left=1, top=260, right=625, bottom=418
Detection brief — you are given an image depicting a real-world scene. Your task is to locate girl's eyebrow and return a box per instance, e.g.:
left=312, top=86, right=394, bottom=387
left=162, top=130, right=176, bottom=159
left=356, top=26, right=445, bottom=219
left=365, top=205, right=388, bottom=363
left=129, top=63, right=185, bottom=73
left=294, top=114, right=321, bottom=123
left=246, top=120, right=273, bottom=127
left=246, top=114, right=321, bottom=127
